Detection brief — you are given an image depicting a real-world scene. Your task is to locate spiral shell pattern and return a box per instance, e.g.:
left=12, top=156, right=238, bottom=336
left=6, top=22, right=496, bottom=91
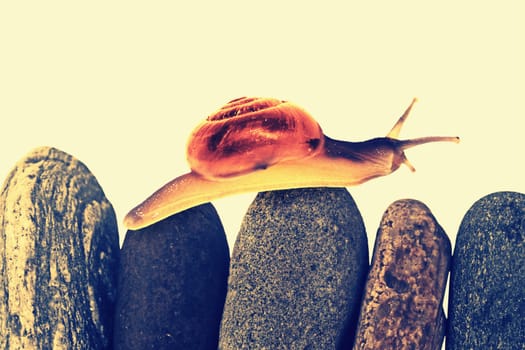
left=187, top=97, right=324, bottom=179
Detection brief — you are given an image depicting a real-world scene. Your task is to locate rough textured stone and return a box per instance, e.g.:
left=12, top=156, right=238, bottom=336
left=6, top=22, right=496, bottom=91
left=447, top=191, right=525, bottom=349
left=219, top=188, right=369, bottom=350
left=114, top=203, right=230, bottom=350
left=0, top=146, right=119, bottom=349
left=353, top=199, right=450, bottom=350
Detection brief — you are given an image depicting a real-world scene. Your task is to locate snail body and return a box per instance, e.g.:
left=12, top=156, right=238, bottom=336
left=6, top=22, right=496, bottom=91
left=124, top=97, right=459, bottom=230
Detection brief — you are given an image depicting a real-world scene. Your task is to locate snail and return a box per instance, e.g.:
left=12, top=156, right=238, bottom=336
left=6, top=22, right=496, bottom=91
left=124, top=97, right=459, bottom=230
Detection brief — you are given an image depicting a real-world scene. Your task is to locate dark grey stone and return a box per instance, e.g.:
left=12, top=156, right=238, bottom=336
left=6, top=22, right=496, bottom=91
left=353, top=199, right=451, bottom=350
left=114, top=203, right=230, bottom=350
left=218, top=187, right=369, bottom=350
left=0, top=146, right=119, bottom=349
left=447, top=191, right=525, bottom=349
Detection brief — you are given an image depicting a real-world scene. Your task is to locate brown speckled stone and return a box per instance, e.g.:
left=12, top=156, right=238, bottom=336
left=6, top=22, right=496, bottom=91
left=219, top=188, right=369, bottom=350
left=353, top=199, right=450, bottom=350
left=114, top=203, right=229, bottom=350
left=447, top=191, right=525, bottom=349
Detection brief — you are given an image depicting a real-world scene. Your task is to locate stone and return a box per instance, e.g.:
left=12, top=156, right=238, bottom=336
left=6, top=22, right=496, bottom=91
left=114, top=203, right=230, bottom=350
left=447, top=191, right=525, bottom=349
left=353, top=199, right=451, bottom=350
left=0, top=146, right=119, bottom=349
left=219, top=187, right=369, bottom=350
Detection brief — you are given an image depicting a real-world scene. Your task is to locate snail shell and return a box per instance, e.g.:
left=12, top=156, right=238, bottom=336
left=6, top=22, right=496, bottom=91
left=124, top=97, right=459, bottom=229
left=187, top=97, right=324, bottom=180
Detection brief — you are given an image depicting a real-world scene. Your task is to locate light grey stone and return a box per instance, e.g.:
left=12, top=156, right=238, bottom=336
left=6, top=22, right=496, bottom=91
left=219, top=188, right=369, bottom=350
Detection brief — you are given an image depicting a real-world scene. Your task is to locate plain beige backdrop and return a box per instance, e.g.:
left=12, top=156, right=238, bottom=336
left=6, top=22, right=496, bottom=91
left=1, top=1, right=524, bottom=255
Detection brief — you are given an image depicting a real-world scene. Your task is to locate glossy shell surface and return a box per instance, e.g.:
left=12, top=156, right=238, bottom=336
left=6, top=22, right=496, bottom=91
left=187, top=97, right=324, bottom=179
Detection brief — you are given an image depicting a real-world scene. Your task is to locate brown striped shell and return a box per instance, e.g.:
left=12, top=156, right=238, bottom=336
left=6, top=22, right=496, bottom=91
left=187, top=97, right=325, bottom=180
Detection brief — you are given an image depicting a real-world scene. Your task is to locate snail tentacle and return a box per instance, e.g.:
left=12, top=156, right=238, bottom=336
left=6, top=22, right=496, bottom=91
left=387, top=97, right=418, bottom=138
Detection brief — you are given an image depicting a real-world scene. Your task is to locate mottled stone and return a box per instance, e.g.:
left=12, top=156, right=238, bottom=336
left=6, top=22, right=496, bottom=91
left=0, top=146, right=119, bottom=349
left=219, top=188, right=369, bottom=350
left=447, top=191, right=525, bottom=349
left=353, top=199, right=451, bottom=350
left=114, top=203, right=229, bottom=350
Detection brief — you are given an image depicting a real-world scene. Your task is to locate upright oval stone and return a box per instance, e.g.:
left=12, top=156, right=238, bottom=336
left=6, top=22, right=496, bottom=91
left=353, top=199, right=451, bottom=350
left=219, top=188, right=369, bottom=349
left=0, top=146, right=119, bottom=349
left=447, top=191, right=525, bottom=349
left=114, top=203, right=230, bottom=350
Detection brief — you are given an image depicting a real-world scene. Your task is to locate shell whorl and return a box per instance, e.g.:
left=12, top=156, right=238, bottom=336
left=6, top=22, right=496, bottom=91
left=187, top=97, right=325, bottom=180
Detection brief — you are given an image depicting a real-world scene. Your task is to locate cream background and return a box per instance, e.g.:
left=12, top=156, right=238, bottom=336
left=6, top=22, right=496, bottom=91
left=1, top=1, right=523, bottom=257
